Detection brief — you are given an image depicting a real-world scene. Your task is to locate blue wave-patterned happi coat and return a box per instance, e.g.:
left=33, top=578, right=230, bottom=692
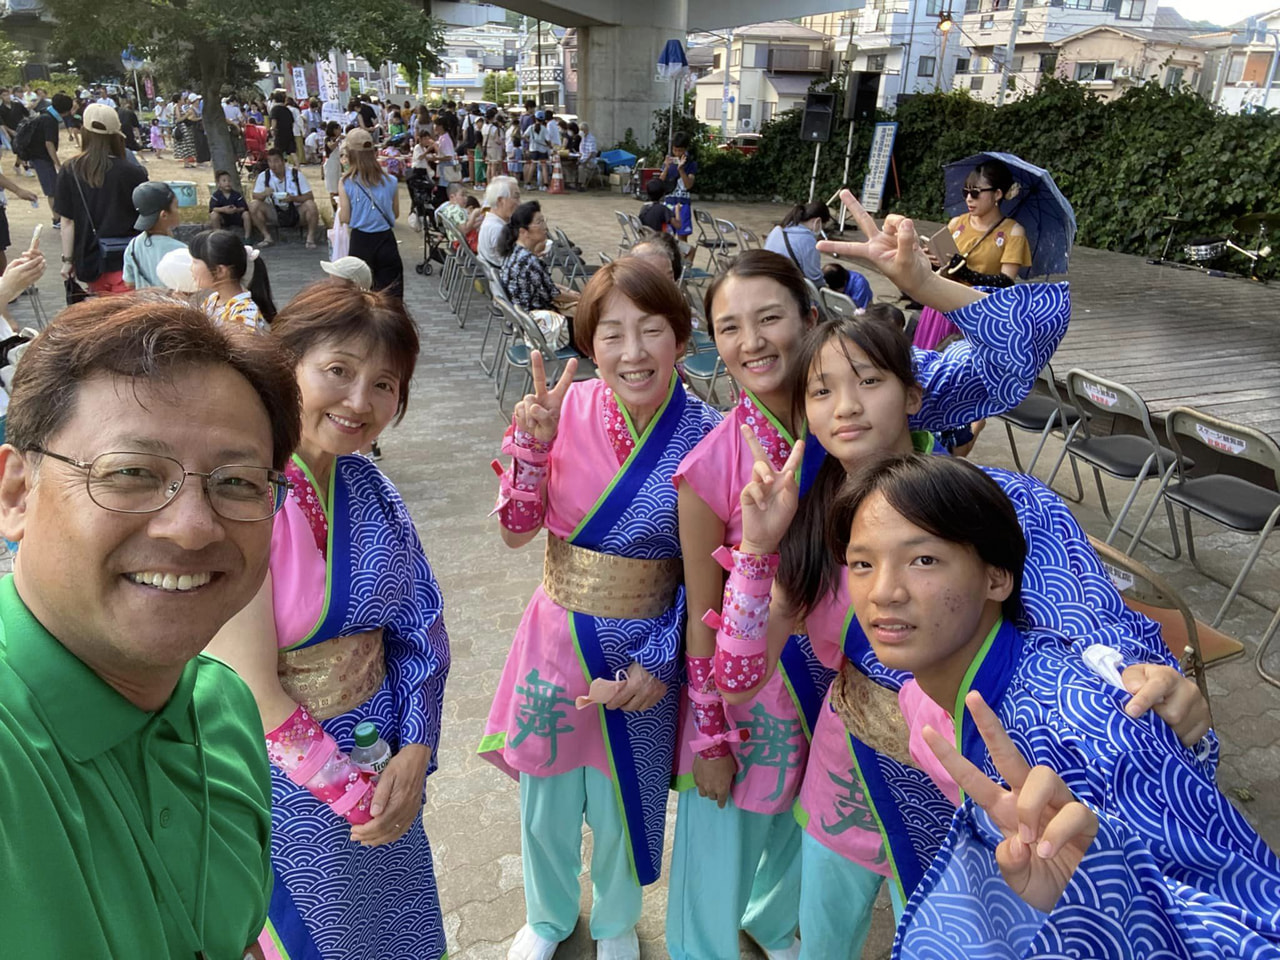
left=264, top=455, right=451, bottom=960
left=895, top=619, right=1280, bottom=960
left=828, top=465, right=1207, bottom=909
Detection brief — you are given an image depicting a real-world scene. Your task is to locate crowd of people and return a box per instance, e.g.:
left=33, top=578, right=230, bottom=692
left=1, top=74, right=1280, bottom=960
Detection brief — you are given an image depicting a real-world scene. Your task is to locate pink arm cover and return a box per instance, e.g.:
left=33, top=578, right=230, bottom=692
left=707, top=545, right=779, bottom=694
left=686, top=654, right=749, bottom=759
left=266, top=705, right=375, bottom=824
left=490, top=424, right=553, bottom=533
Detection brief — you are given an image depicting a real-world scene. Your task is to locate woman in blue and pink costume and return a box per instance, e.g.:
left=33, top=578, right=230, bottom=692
left=667, top=242, right=1072, bottom=960
left=206, top=278, right=450, bottom=960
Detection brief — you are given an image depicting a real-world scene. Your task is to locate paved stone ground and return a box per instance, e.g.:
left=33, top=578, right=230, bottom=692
left=5, top=173, right=1278, bottom=960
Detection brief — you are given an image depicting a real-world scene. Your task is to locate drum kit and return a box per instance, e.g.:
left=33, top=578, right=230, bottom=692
left=1150, top=211, right=1279, bottom=281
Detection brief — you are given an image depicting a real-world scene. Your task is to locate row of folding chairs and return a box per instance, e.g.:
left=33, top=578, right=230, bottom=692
left=999, top=364, right=1280, bottom=686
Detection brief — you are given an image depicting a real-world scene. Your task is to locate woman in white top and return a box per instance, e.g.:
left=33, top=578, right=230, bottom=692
left=429, top=119, right=458, bottom=183
left=525, top=120, right=550, bottom=191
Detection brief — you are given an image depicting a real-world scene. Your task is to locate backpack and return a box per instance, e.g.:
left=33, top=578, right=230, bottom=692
left=12, top=114, right=43, bottom=162
left=462, top=116, right=479, bottom=152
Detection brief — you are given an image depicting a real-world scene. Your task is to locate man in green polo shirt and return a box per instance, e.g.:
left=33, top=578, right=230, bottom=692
left=0, top=294, right=302, bottom=958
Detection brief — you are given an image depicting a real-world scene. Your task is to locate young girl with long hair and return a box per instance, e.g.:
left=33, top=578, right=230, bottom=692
left=339, top=127, right=403, bottom=296
left=189, top=228, right=276, bottom=331
left=705, top=197, right=1213, bottom=956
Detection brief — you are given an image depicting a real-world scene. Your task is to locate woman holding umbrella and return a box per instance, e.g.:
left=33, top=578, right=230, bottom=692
left=915, top=157, right=1030, bottom=350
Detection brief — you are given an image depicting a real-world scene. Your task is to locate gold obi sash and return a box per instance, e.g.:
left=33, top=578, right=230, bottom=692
left=542, top=534, right=683, bottom=620
left=278, top=628, right=386, bottom=721
left=830, top=662, right=917, bottom=769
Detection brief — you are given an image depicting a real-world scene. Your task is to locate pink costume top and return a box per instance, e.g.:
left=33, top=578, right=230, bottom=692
left=673, top=391, right=809, bottom=815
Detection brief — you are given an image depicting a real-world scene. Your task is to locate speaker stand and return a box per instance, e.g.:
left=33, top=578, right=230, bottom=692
left=807, top=142, right=823, bottom=203
left=829, top=122, right=857, bottom=234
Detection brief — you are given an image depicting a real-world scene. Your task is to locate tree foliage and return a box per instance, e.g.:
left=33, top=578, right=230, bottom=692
left=483, top=70, right=517, bottom=104
left=39, top=0, right=445, bottom=185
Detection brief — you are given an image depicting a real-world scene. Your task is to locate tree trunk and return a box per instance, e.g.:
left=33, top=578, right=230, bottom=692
left=197, top=42, right=240, bottom=191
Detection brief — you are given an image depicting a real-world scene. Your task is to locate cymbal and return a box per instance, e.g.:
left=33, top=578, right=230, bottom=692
left=1233, top=212, right=1280, bottom=233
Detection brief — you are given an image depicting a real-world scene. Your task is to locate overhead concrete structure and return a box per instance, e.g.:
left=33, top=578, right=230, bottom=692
left=496, top=0, right=859, bottom=146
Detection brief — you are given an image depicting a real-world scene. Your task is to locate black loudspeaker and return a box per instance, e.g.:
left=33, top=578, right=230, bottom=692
left=22, top=63, right=52, bottom=83
left=844, top=70, right=881, bottom=125
left=800, top=91, right=835, bottom=142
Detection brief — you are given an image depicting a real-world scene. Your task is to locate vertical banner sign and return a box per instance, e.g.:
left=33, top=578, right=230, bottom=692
left=292, top=66, right=308, bottom=100
left=143, top=75, right=154, bottom=100
left=318, top=60, right=339, bottom=101
left=860, top=122, right=899, bottom=215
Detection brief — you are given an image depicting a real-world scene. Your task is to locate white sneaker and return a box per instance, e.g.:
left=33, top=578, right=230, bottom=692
left=763, top=937, right=801, bottom=960
left=596, top=928, right=639, bottom=960
left=509, top=924, right=558, bottom=960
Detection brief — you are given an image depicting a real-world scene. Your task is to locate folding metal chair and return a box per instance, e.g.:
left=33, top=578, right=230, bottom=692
left=1087, top=535, right=1211, bottom=705
left=1127, top=408, right=1280, bottom=667
left=819, top=287, right=859, bottom=322
left=713, top=218, right=742, bottom=273
left=615, top=211, right=636, bottom=256
left=1062, top=369, right=1191, bottom=558
left=997, top=363, right=1084, bottom=498
left=494, top=298, right=593, bottom=414
left=803, top=277, right=828, bottom=321
left=736, top=225, right=762, bottom=251
left=693, top=208, right=735, bottom=270
left=476, top=263, right=511, bottom=378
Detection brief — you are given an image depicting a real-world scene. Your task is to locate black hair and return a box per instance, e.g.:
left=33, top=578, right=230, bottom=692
left=781, top=201, right=831, bottom=228
left=645, top=177, right=667, bottom=202
left=214, top=169, right=233, bottom=181
left=823, top=262, right=849, bottom=290
left=52, top=93, right=73, bottom=113
left=189, top=229, right=277, bottom=323
left=496, top=200, right=542, bottom=259
left=631, top=229, right=683, bottom=282
left=266, top=147, right=285, bottom=160
left=704, top=249, right=811, bottom=339
left=828, top=452, right=1025, bottom=622
left=670, top=131, right=697, bottom=162
left=966, top=158, right=1016, bottom=201
left=778, top=315, right=919, bottom=618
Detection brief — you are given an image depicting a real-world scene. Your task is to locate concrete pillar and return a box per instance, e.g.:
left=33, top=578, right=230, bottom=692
left=578, top=0, right=687, bottom=149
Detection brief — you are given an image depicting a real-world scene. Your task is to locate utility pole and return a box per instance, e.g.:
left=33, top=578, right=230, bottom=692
left=537, top=19, right=543, bottom=107
left=936, top=12, right=953, bottom=91
left=721, top=29, right=733, bottom=139
left=903, top=0, right=918, bottom=101
left=995, top=0, right=1025, bottom=107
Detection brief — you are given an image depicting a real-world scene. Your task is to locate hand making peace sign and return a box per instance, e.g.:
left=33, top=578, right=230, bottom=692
left=922, top=691, right=1099, bottom=914
left=738, top=425, right=805, bottom=557
left=816, top=190, right=935, bottom=299
left=513, top=351, right=578, bottom=443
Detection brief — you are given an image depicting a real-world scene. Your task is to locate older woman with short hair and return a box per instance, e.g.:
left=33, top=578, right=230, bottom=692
left=478, top=174, right=521, bottom=267
left=205, top=278, right=451, bottom=960
left=483, top=259, right=722, bottom=960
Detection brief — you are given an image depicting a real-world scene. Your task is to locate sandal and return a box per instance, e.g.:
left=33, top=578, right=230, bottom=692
left=256, top=237, right=274, bottom=248
left=305, top=240, right=318, bottom=250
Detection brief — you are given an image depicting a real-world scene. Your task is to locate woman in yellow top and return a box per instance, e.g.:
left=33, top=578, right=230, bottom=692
left=915, top=158, right=1031, bottom=351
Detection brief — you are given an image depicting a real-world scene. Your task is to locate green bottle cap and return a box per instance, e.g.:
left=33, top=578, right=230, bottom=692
left=353, top=721, right=379, bottom=748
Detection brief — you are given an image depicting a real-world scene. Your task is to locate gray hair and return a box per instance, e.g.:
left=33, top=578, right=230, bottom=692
left=447, top=181, right=466, bottom=199
left=483, top=176, right=520, bottom=208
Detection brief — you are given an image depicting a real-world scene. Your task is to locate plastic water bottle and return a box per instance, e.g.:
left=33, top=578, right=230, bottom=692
left=350, top=721, right=392, bottom=774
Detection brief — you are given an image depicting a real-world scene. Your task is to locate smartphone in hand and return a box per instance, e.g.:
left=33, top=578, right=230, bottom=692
left=29, top=223, right=41, bottom=252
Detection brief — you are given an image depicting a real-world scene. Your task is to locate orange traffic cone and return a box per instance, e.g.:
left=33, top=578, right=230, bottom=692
left=549, top=154, right=566, bottom=195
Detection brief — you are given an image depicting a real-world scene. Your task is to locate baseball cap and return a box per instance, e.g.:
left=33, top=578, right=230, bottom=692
left=133, top=181, right=177, bottom=230
left=345, top=127, right=374, bottom=151
left=320, top=256, right=374, bottom=291
left=83, top=102, right=122, bottom=136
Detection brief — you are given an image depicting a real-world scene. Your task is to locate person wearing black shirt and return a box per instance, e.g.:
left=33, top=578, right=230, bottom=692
left=116, top=99, right=143, bottom=153
left=357, top=98, right=377, bottom=134
left=269, top=90, right=296, bottom=158
left=54, top=102, right=148, bottom=294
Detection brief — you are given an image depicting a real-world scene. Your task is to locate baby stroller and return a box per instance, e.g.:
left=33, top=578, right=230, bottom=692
left=408, top=171, right=448, bottom=276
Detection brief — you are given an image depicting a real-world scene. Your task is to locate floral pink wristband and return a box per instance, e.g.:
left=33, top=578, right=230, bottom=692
left=707, top=545, right=778, bottom=694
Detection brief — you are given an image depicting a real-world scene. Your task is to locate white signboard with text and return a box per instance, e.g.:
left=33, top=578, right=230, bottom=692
left=861, top=122, right=899, bottom=215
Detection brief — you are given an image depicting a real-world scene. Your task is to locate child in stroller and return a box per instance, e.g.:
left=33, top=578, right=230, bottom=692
left=408, top=169, right=449, bottom=276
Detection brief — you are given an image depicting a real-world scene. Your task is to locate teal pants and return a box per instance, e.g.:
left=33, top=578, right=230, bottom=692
left=797, top=831, right=902, bottom=960
left=666, top=789, right=801, bottom=960
left=519, top=768, right=642, bottom=942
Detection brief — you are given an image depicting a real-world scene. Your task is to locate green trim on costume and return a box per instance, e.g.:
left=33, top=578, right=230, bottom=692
left=476, top=732, right=508, bottom=754
left=671, top=771, right=696, bottom=793
left=844, top=735, right=907, bottom=910
left=952, top=618, right=1003, bottom=803
left=778, top=661, right=814, bottom=743
left=569, top=615, right=641, bottom=886
left=792, top=797, right=811, bottom=830
left=281, top=454, right=338, bottom=652
left=567, top=374, right=678, bottom=543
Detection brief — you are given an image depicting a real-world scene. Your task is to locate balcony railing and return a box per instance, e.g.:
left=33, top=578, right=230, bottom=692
left=767, top=48, right=830, bottom=73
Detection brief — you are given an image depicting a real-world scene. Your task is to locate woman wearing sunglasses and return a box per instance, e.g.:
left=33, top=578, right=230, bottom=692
left=915, top=158, right=1031, bottom=351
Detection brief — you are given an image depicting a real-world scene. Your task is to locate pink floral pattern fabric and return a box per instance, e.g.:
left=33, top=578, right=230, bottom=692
left=265, top=705, right=375, bottom=824
left=286, top=460, right=328, bottom=559
left=601, top=386, right=635, bottom=466
left=686, top=654, right=732, bottom=759
left=710, top=546, right=778, bottom=694
left=739, top=392, right=792, bottom=471
left=492, top=425, right=555, bottom=533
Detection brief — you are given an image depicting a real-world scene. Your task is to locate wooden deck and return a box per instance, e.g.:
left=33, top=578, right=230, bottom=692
left=1046, top=246, right=1280, bottom=439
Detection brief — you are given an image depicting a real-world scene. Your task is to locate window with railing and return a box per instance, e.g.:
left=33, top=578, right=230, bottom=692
left=918, top=56, right=937, bottom=76
left=956, top=57, right=971, bottom=73
left=1040, top=52, right=1058, bottom=73
left=1074, top=60, right=1115, bottom=81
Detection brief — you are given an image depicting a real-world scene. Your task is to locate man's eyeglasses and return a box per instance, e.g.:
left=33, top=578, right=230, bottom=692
left=31, top=449, right=290, bottom=522
left=963, top=187, right=997, bottom=200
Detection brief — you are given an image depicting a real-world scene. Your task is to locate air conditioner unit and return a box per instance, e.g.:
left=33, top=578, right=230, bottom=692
left=1116, top=65, right=1132, bottom=77
left=740, top=118, right=754, bottom=130
left=1239, top=80, right=1256, bottom=87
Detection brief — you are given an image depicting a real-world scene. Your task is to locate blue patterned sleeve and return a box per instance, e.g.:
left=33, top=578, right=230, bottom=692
left=896, top=801, right=1276, bottom=959
left=386, top=508, right=452, bottom=776
left=909, top=282, right=1070, bottom=431
left=628, top=592, right=686, bottom=674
